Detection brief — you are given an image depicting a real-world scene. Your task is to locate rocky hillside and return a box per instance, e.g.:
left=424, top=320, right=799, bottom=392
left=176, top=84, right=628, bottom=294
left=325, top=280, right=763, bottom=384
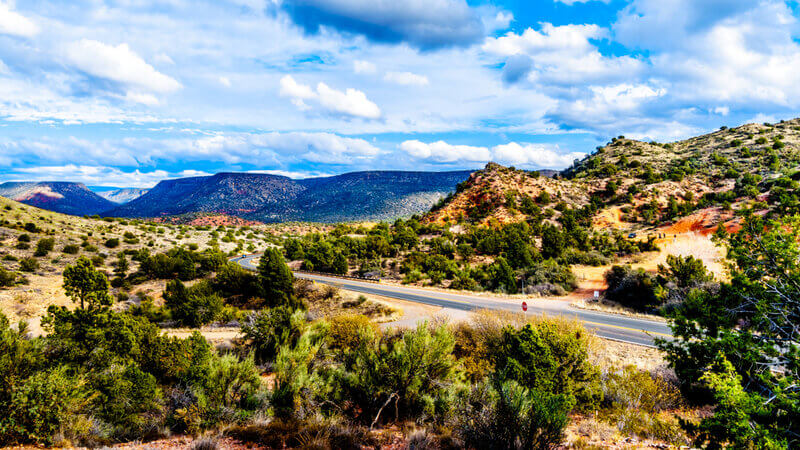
left=427, top=118, right=800, bottom=231
left=0, top=182, right=117, bottom=216
left=108, top=170, right=473, bottom=223
left=96, top=188, right=149, bottom=204
left=426, top=164, right=587, bottom=225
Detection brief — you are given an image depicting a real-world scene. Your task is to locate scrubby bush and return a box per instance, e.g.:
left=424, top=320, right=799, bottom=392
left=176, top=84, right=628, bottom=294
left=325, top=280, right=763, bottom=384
left=523, top=260, right=576, bottom=294
left=495, top=321, right=601, bottom=408
left=453, top=380, right=573, bottom=450
left=1, top=366, right=92, bottom=446
left=327, top=314, right=378, bottom=351
left=62, top=244, right=80, bottom=255
left=240, top=306, right=305, bottom=364
left=604, top=265, right=659, bottom=311
left=0, top=265, right=16, bottom=287
left=19, top=257, right=39, bottom=273
left=34, top=238, right=54, bottom=257
left=163, top=280, right=223, bottom=327
left=333, top=322, right=458, bottom=425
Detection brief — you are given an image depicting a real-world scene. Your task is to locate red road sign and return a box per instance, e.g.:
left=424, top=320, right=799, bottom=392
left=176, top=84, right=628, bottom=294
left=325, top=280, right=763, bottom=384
left=522, top=301, right=528, bottom=312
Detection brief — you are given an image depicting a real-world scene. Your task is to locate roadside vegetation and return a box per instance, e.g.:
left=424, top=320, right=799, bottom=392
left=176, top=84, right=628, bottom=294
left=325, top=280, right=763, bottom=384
left=281, top=212, right=656, bottom=296
left=0, top=211, right=797, bottom=447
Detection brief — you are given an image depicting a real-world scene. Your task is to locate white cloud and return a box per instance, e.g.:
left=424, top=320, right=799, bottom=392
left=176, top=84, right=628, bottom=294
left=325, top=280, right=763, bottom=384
left=64, top=39, right=182, bottom=95
left=484, top=23, right=607, bottom=56
left=491, top=142, right=585, bottom=168
left=483, top=11, right=513, bottom=31
left=384, top=71, right=429, bottom=86
left=713, top=106, right=730, bottom=116
left=400, top=140, right=490, bottom=162
left=612, top=0, right=800, bottom=107
left=0, top=2, right=38, bottom=37
left=483, top=23, right=643, bottom=86
left=279, top=75, right=315, bottom=99
left=279, top=75, right=381, bottom=119
left=2, top=131, right=383, bottom=169
left=219, top=76, right=231, bottom=87
left=353, top=60, right=377, bottom=74
left=400, top=139, right=587, bottom=168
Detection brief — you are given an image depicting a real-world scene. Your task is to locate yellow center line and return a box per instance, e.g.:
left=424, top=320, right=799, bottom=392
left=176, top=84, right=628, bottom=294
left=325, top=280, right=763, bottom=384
left=581, top=320, right=672, bottom=337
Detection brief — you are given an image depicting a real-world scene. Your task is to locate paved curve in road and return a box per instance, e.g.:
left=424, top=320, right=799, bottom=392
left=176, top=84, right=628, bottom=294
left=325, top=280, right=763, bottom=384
left=233, top=254, right=672, bottom=347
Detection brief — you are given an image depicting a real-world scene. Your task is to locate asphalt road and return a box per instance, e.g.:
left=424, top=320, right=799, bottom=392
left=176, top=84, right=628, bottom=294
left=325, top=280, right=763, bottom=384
left=232, top=254, right=672, bottom=347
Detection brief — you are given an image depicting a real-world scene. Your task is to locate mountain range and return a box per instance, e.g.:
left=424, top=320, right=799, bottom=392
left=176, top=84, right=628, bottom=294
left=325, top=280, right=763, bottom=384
left=0, top=170, right=474, bottom=222
left=0, top=182, right=116, bottom=216
left=108, top=170, right=473, bottom=222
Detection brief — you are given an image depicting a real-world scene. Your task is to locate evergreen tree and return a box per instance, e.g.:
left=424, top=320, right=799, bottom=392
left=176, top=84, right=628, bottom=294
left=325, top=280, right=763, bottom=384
left=62, top=256, right=111, bottom=310
left=114, top=252, right=129, bottom=278
left=257, top=248, right=295, bottom=307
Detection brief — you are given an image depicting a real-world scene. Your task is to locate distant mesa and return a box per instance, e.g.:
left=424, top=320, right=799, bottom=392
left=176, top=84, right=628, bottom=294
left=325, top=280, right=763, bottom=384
left=0, top=170, right=476, bottom=222
left=0, top=182, right=116, bottom=216
left=107, top=170, right=475, bottom=223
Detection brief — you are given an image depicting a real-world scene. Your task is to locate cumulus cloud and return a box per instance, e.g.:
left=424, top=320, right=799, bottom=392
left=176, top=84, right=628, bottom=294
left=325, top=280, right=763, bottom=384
left=383, top=71, right=429, bottom=86
left=279, top=75, right=381, bottom=119
left=280, top=0, right=485, bottom=50
left=546, top=83, right=668, bottom=135
left=64, top=39, right=182, bottom=103
left=491, top=142, right=585, bottom=168
left=400, top=140, right=585, bottom=168
left=0, top=2, right=38, bottom=37
left=1, top=131, right=383, bottom=171
left=400, top=140, right=490, bottom=163
left=483, top=23, right=643, bottom=87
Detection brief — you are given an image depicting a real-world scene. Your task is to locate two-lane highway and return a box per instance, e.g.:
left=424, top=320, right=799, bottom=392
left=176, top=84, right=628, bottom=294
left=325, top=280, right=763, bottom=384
left=233, top=254, right=672, bottom=347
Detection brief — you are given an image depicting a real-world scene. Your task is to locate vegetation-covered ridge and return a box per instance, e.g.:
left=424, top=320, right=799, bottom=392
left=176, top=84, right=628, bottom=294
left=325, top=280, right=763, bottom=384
left=428, top=118, right=800, bottom=231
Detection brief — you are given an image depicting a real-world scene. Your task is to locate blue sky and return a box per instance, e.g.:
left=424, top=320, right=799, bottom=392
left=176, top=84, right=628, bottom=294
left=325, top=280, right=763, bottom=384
left=1, top=0, right=800, bottom=187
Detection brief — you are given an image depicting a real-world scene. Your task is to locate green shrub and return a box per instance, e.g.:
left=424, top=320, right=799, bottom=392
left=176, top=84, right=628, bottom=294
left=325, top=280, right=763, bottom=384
left=62, top=244, right=80, bottom=255
left=0, top=265, right=16, bottom=287
left=240, top=306, right=305, bottom=364
left=34, top=238, right=55, bottom=257
left=163, top=280, right=223, bottom=327
left=602, top=366, right=681, bottom=413
left=327, top=314, right=378, bottom=351
left=104, top=238, right=120, bottom=248
left=495, top=321, right=601, bottom=408
left=604, top=265, right=659, bottom=311
left=91, top=363, right=164, bottom=440
left=453, top=380, right=573, bottom=450
left=334, top=322, right=458, bottom=424
left=523, top=259, right=577, bottom=293
left=19, top=257, right=39, bottom=273
left=199, top=353, right=262, bottom=421
left=1, top=366, right=92, bottom=446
